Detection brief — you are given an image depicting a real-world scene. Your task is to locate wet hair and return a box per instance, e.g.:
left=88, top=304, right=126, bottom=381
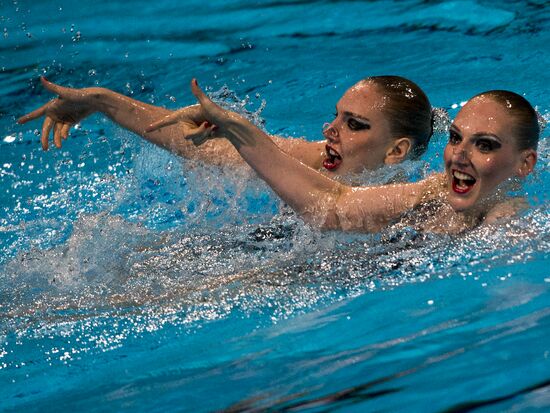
left=473, top=90, right=540, bottom=150
left=365, top=75, right=433, bottom=159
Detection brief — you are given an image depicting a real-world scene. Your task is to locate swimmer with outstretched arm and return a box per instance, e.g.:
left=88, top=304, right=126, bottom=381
left=161, top=79, right=538, bottom=233
left=18, top=75, right=434, bottom=177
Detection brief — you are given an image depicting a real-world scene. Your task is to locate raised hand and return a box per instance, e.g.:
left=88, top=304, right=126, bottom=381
left=146, top=80, right=229, bottom=147
left=17, top=77, right=102, bottom=150
left=188, top=79, right=257, bottom=148
left=147, top=79, right=258, bottom=148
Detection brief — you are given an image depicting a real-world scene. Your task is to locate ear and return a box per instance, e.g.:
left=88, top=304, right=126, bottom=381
left=384, top=138, right=411, bottom=165
left=517, top=149, right=537, bottom=177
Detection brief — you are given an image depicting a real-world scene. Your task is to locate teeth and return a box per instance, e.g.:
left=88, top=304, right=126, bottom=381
left=328, top=148, right=340, bottom=158
left=453, top=170, right=474, bottom=181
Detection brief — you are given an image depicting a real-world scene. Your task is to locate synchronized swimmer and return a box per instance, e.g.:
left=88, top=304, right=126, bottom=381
left=18, top=76, right=540, bottom=234
left=18, top=75, right=433, bottom=177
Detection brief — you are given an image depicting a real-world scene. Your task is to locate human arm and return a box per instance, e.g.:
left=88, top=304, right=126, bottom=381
left=189, top=79, right=424, bottom=231
left=18, top=77, right=324, bottom=168
left=17, top=77, right=247, bottom=165
left=146, top=93, right=326, bottom=169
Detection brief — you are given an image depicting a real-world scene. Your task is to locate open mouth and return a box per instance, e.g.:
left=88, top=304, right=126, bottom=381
left=451, top=169, right=476, bottom=194
left=323, top=145, right=342, bottom=171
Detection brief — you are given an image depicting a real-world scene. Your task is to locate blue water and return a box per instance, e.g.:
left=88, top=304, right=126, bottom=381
left=1, top=1, right=549, bottom=411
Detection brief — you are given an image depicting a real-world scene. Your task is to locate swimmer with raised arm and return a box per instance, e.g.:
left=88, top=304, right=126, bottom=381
left=183, top=79, right=539, bottom=233
left=18, top=75, right=434, bottom=177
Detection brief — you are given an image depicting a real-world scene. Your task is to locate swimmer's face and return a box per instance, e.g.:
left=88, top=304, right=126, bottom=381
left=322, top=81, right=400, bottom=175
left=443, top=96, right=536, bottom=212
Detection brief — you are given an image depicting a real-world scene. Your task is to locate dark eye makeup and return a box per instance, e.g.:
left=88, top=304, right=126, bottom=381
left=449, top=130, right=461, bottom=144
left=333, top=109, right=371, bottom=131
left=347, top=118, right=370, bottom=131
left=448, top=127, right=503, bottom=153
left=476, top=137, right=501, bottom=152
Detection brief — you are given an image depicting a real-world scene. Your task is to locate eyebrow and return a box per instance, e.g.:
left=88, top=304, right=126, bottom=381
left=336, top=107, right=370, bottom=122
left=450, top=125, right=502, bottom=141
left=472, top=132, right=502, bottom=141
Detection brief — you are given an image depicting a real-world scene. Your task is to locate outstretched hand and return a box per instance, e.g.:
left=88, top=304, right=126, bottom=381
left=148, top=79, right=254, bottom=147
left=17, top=77, right=100, bottom=150
left=189, top=79, right=257, bottom=147
left=146, top=79, right=232, bottom=146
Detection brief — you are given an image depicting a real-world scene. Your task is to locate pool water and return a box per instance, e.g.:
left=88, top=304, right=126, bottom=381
left=1, top=1, right=549, bottom=411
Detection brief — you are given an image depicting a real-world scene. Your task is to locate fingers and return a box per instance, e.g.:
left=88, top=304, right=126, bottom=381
left=42, top=120, right=71, bottom=150
left=148, top=79, right=221, bottom=134
left=146, top=112, right=181, bottom=133
left=190, top=78, right=232, bottom=130
left=41, top=117, right=55, bottom=151
left=60, top=123, right=70, bottom=140
left=185, top=121, right=209, bottom=144
left=190, top=78, right=213, bottom=108
left=53, top=122, right=64, bottom=148
left=17, top=78, right=60, bottom=125
left=17, top=77, right=69, bottom=125
left=146, top=104, right=204, bottom=132
left=186, top=122, right=218, bottom=146
left=18, top=77, right=79, bottom=125
left=17, top=104, right=47, bottom=124
left=40, top=76, right=74, bottom=99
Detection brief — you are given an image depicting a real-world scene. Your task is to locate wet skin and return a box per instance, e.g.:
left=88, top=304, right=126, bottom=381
left=443, top=96, right=536, bottom=213
left=322, top=81, right=399, bottom=176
